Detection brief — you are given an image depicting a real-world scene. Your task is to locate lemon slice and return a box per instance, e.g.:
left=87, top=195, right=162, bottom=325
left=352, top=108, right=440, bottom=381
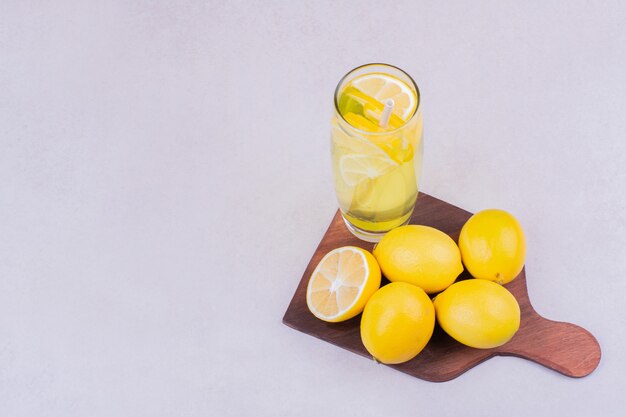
left=331, top=119, right=387, bottom=157
left=351, top=73, right=417, bottom=120
left=333, top=117, right=413, bottom=163
left=342, top=112, right=383, bottom=132
left=374, top=135, right=414, bottom=163
left=339, top=154, right=398, bottom=186
left=306, top=246, right=381, bottom=322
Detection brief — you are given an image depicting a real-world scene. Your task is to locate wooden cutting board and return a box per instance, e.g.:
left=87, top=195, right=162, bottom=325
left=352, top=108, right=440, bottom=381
left=282, top=193, right=601, bottom=382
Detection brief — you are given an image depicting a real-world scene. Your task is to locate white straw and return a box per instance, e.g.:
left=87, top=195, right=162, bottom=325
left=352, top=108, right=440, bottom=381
left=379, top=99, right=394, bottom=128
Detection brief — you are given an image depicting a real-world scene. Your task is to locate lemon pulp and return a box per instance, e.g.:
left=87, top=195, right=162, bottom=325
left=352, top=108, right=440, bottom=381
left=306, top=246, right=381, bottom=322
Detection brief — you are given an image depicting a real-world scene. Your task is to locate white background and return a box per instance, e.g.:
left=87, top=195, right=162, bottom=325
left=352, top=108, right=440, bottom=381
left=1, top=1, right=626, bottom=416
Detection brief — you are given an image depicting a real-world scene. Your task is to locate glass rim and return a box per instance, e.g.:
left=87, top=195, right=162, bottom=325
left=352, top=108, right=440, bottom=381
left=333, top=63, right=421, bottom=136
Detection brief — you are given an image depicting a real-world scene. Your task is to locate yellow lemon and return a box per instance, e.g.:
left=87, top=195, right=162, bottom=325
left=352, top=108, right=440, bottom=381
left=459, top=209, right=526, bottom=284
left=338, top=73, right=417, bottom=128
left=306, top=246, right=381, bottom=322
left=360, top=282, right=435, bottom=364
left=339, top=153, right=399, bottom=187
left=349, top=73, right=418, bottom=121
left=373, top=225, right=463, bottom=293
left=433, top=279, right=520, bottom=349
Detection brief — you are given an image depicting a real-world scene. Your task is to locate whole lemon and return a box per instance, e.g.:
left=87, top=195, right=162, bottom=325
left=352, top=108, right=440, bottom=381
left=360, top=282, right=435, bottom=364
left=459, top=209, right=526, bottom=284
left=373, top=225, right=463, bottom=293
left=433, top=279, right=520, bottom=349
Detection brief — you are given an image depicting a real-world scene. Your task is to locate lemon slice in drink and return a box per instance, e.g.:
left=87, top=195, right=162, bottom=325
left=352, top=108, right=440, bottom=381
left=306, top=246, right=381, bottom=322
left=351, top=73, right=418, bottom=120
left=339, top=154, right=399, bottom=187
left=331, top=119, right=388, bottom=157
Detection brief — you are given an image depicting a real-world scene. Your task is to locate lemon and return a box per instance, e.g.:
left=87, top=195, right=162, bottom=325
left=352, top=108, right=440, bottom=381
left=336, top=72, right=418, bottom=166
left=433, top=279, right=520, bottom=349
left=337, top=73, right=417, bottom=132
left=306, top=246, right=381, bottom=322
left=376, top=136, right=414, bottom=163
left=339, top=154, right=399, bottom=187
left=331, top=119, right=388, bottom=157
left=350, top=73, right=417, bottom=121
left=373, top=225, right=463, bottom=294
left=360, top=282, right=435, bottom=364
left=342, top=111, right=384, bottom=132
left=459, top=209, right=526, bottom=284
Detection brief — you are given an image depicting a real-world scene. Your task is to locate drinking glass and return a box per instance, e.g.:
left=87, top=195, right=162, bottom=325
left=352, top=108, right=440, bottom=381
left=331, top=63, right=423, bottom=242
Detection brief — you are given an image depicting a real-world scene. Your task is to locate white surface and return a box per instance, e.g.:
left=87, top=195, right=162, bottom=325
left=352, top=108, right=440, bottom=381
left=1, top=1, right=626, bottom=416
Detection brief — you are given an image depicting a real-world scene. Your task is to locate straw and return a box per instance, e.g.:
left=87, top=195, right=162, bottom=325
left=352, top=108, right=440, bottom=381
left=379, top=99, right=395, bottom=128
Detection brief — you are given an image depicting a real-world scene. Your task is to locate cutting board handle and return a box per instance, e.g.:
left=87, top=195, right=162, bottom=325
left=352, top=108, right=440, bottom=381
left=500, top=314, right=601, bottom=378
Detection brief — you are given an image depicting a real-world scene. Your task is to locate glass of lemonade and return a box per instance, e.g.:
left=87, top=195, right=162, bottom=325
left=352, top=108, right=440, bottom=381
left=331, top=63, right=423, bottom=242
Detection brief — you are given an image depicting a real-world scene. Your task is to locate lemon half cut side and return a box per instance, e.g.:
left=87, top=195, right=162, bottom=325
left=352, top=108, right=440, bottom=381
left=306, top=246, right=381, bottom=322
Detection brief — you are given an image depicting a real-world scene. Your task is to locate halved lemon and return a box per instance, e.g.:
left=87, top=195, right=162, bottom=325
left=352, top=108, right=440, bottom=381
left=306, top=246, right=381, bottom=322
left=339, top=154, right=398, bottom=186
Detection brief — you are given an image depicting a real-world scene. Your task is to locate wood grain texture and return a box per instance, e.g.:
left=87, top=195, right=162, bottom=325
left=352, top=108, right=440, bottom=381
left=282, top=193, right=601, bottom=382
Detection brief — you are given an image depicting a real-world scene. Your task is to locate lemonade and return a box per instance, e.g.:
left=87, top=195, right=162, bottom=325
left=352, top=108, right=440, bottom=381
left=331, top=64, right=423, bottom=241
